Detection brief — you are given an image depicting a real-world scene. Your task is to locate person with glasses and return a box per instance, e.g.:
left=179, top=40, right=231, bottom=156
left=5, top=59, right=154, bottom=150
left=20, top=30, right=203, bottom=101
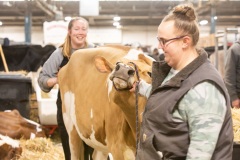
left=38, top=17, right=95, bottom=160
left=133, top=3, right=233, bottom=160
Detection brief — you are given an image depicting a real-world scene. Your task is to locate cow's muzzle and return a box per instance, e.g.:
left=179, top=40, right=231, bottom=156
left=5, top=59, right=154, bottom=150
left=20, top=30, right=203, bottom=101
left=109, top=62, right=136, bottom=91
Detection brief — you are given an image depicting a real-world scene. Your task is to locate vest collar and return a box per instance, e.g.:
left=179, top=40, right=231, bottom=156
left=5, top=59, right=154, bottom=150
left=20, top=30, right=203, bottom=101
left=152, top=49, right=208, bottom=91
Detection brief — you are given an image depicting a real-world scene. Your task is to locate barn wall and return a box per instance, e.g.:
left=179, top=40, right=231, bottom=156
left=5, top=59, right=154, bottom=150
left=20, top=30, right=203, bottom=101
left=0, top=25, right=239, bottom=49
left=0, top=26, right=44, bottom=45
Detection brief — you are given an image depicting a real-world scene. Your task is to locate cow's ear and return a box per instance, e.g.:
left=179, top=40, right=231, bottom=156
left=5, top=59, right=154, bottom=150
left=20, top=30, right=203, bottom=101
left=138, top=54, right=153, bottom=66
left=94, top=56, right=114, bottom=73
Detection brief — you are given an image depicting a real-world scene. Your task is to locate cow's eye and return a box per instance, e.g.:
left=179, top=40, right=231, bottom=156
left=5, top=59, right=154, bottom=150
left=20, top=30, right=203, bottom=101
left=147, top=72, right=152, bottom=77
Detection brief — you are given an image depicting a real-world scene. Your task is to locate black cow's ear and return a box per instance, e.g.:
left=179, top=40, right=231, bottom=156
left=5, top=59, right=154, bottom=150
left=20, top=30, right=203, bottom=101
left=94, top=56, right=114, bottom=73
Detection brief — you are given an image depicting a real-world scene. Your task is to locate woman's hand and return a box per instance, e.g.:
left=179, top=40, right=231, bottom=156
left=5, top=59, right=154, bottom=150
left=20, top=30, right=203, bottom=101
left=129, top=81, right=138, bottom=92
left=47, top=77, right=58, bottom=87
left=129, top=80, right=152, bottom=98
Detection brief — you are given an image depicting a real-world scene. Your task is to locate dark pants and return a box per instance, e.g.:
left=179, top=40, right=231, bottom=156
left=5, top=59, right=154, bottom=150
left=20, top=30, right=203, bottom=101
left=57, top=92, right=94, bottom=160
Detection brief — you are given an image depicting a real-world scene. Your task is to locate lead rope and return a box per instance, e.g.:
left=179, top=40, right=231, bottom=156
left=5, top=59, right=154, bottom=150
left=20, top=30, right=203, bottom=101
left=129, top=62, right=140, bottom=159
left=135, top=80, right=139, bottom=159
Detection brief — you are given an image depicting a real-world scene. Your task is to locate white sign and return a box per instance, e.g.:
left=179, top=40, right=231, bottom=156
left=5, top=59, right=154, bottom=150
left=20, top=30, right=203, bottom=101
left=43, top=21, right=68, bottom=46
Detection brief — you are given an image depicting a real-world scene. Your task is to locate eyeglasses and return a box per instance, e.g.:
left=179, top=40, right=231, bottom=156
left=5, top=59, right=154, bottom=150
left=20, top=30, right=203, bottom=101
left=156, top=35, right=186, bottom=47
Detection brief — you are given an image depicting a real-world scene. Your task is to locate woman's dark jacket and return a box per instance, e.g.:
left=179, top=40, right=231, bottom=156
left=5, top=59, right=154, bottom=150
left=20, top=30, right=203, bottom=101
left=136, top=49, right=233, bottom=160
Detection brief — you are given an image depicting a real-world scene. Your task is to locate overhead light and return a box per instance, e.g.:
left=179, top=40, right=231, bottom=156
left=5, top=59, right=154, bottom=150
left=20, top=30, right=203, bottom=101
left=0, top=21, right=2, bottom=26
left=113, top=21, right=120, bottom=26
left=113, top=16, right=121, bottom=21
left=116, top=25, right=122, bottom=29
left=3, top=1, right=12, bottom=7
left=214, top=16, right=218, bottom=20
left=199, top=20, right=208, bottom=26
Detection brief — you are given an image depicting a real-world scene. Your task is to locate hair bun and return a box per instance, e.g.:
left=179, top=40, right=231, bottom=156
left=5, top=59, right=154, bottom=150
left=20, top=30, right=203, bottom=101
left=173, top=4, right=196, bottom=21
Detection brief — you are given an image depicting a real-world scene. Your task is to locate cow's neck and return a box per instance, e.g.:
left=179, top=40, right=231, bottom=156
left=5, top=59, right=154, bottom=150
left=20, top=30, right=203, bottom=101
left=112, top=92, right=138, bottom=138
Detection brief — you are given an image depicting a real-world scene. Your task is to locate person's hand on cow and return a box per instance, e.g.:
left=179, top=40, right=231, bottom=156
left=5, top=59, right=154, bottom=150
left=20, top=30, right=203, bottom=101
left=47, top=77, right=58, bottom=88
left=47, top=69, right=60, bottom=87
left=129, top=80, right=152, bottom=98
left=232, top=98, right=240, bottom=108
left=129, top=81, right=138, bottom=92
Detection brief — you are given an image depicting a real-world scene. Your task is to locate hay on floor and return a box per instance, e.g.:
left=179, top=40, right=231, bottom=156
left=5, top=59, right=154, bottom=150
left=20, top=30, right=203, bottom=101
left=232, top=108, right=240, bottom=142
left=19, top=137, right=64, bottom=160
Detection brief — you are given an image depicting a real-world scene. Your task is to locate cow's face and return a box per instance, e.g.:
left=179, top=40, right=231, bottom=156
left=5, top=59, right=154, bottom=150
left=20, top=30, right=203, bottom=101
left=94, top=49, right=153, bottom=91
left=109, top=62, right=135, bottom=91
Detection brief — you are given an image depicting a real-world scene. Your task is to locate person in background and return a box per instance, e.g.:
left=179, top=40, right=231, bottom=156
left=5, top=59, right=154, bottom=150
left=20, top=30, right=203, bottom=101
left=150, top=48, right=165, bottom=61
left=224, top=40, right=240, bottom=108
left=133, top=3, right=233, bottom=160
left=151, top=48, right=160, bottom=61
left=158, top=48, right=165, bottom=61
left=38, top=17, right=95, bottom=160
left=3, top=37, right=10, bottom=46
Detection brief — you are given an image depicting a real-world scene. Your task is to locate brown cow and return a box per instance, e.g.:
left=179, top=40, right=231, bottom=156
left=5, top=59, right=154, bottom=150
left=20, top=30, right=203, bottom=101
left=0, top=109, right=47, bottom=159
left=58, top=45, right=153, bottom=160
left=0, top=109, right=46, bottom=139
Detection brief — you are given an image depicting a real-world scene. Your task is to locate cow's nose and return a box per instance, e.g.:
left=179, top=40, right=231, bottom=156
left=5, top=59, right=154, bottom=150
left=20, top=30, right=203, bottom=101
left=128, top=68, right=135, bottom=76
left=110, top=63, right=135, bottom=81
left=116, top=64, right=135, bottom=77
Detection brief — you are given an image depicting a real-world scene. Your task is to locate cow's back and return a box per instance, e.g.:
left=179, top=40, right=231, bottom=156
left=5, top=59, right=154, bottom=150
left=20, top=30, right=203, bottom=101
left=59, top=45, right=129, bottom=91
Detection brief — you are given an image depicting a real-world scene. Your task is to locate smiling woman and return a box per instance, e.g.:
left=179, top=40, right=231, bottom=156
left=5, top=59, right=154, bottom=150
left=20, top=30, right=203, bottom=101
left=38, top=16, right=95, bottom=160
